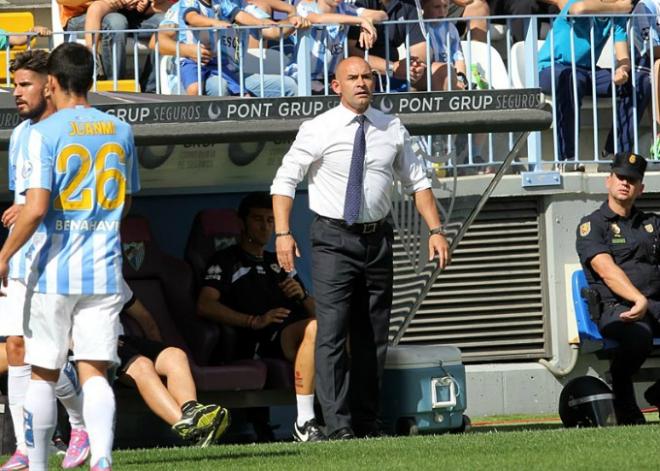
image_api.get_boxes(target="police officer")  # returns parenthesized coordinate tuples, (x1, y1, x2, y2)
(576, 152, 660, 425)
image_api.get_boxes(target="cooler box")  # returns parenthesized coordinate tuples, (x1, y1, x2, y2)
(381, 345, 469, 435)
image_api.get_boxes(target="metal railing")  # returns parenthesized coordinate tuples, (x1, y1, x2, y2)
(4, 11, 659, 179)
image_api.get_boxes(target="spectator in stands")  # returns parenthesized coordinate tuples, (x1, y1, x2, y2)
(633, 0, 660, 158)
(59, 0, 166, 91)
(83, 0, 157, 51)
(179, 0, 303, 96)
(487, 0, 559, 42)
(153, 0, 306, 95)
(0, 26, 51, 49)
(196, 193, 323, 443)
(118, 294, 230, 447)
(537, 0, 649, 170)
(409, 0, 467, 91)
(348, 0, 427, 92)
(576, 152, 660, 425)
(284, 0, 386, 93)
(447, 0, 490, 42)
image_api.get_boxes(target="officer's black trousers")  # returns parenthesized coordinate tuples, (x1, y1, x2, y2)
(600, 306, 655, 403)
(310, 216, 393, 436)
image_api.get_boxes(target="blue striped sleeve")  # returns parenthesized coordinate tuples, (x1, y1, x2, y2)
(218, 0, 241, 21)
(19, 127, 53, 194)
(634, 3, 660, 53)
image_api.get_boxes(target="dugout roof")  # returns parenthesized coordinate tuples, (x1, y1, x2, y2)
(0, 88, 551, 148)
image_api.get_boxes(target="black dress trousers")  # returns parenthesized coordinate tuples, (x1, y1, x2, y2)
(310, 215, 394, 435)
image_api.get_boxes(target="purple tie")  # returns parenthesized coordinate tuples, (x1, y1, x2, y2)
(343, 115, 367, 225)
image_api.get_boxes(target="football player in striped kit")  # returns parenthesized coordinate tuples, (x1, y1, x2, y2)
(0, 42, 140, 471)
(0, 49, 90, 471)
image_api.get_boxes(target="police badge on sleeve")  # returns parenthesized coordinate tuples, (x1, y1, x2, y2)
(580, 221, 591, 237)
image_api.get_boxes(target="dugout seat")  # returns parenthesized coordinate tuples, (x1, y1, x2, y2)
(184, 209, 294, 389)
(184, 208, 242, 291)
(120, 215, 267, 391)
(571, 269, 660, 353)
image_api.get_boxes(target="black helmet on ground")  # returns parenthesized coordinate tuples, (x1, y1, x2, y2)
(559, 376, 617, 428)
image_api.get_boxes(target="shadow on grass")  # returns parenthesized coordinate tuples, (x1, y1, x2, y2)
(471, 423, 565, 433)
(118, 448, 301, 466)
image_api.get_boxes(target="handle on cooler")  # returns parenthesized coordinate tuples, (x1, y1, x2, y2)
(431, 376, 457, 409)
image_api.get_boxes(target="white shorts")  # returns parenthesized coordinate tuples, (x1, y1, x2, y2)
(24, 291, 123, 370)
(0, 279, 28, 337)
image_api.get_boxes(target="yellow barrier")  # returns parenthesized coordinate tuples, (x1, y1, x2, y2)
(0, 12, 36, 80)
(95, 79, 140, 92)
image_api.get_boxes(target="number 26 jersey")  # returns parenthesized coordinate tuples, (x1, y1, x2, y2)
(17, 106, 140, 295)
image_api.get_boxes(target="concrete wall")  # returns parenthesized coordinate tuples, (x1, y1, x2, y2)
(464, 172, 660, 418)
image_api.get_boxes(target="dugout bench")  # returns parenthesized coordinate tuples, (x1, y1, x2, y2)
(113, 214, 295, 447)
(571, 269, 660, 380)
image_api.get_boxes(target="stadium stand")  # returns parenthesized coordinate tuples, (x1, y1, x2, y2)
(0, 12, 34, 81)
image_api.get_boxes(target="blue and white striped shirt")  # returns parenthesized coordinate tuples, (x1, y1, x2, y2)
(17, 106, 140, 295)
(179, 0, 247, 75)
(285, 1, 360, 81)
(633, 0, 660, 58)
(7, 119, 31, 280)
(427, 21, 463, 65)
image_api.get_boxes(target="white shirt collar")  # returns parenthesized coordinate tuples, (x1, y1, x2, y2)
(337, 102, 379, 126)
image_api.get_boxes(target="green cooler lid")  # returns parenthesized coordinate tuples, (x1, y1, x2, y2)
(385, 345, 463, 369)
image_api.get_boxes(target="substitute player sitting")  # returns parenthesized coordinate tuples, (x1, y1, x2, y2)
(118, 293, 230, 447)
(197, 192, 322, 442)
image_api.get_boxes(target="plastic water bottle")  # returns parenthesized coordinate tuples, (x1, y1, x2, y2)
(471, 64, 489, 90)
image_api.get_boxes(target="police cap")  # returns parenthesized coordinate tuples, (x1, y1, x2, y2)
(611, 152, 647, 181)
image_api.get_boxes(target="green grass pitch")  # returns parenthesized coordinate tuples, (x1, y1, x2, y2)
(28, 420, 660, 470)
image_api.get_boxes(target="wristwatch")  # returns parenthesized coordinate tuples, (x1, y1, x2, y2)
(429, 226, 447, 236)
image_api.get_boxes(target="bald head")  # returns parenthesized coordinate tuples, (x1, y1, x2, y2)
(335, 57, 372, 80)
(332, 57, 374, 114)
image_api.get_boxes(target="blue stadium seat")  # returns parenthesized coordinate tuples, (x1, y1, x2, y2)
(572, 269, 660, 350)
(571, 269, 604, 343)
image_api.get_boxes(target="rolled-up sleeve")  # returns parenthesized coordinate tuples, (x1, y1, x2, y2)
(270, 119, 322, 199)
(393, 124, 431, 195)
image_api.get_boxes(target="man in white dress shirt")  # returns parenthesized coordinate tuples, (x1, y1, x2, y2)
(270, 56, 449, 439)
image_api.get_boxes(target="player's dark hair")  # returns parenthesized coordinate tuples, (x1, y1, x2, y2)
(10, 49, 49, 75)
(238, 192, 272, 221)
(47, 42, 94, 96)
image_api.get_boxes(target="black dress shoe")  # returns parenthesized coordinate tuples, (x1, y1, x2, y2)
(328, 427, 355, 440)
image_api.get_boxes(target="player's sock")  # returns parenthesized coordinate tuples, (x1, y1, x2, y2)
(8, 364, 31, 454)
(55, 362, 85, 429)
(296, 394, 315, 427)
(82, 376, 115, 465)
(24, 379, 58, 470)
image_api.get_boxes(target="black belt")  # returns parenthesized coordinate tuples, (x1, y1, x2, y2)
(318, 216, 385, 234)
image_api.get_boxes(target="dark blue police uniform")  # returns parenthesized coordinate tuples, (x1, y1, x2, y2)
(575, 152, 660, 424)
